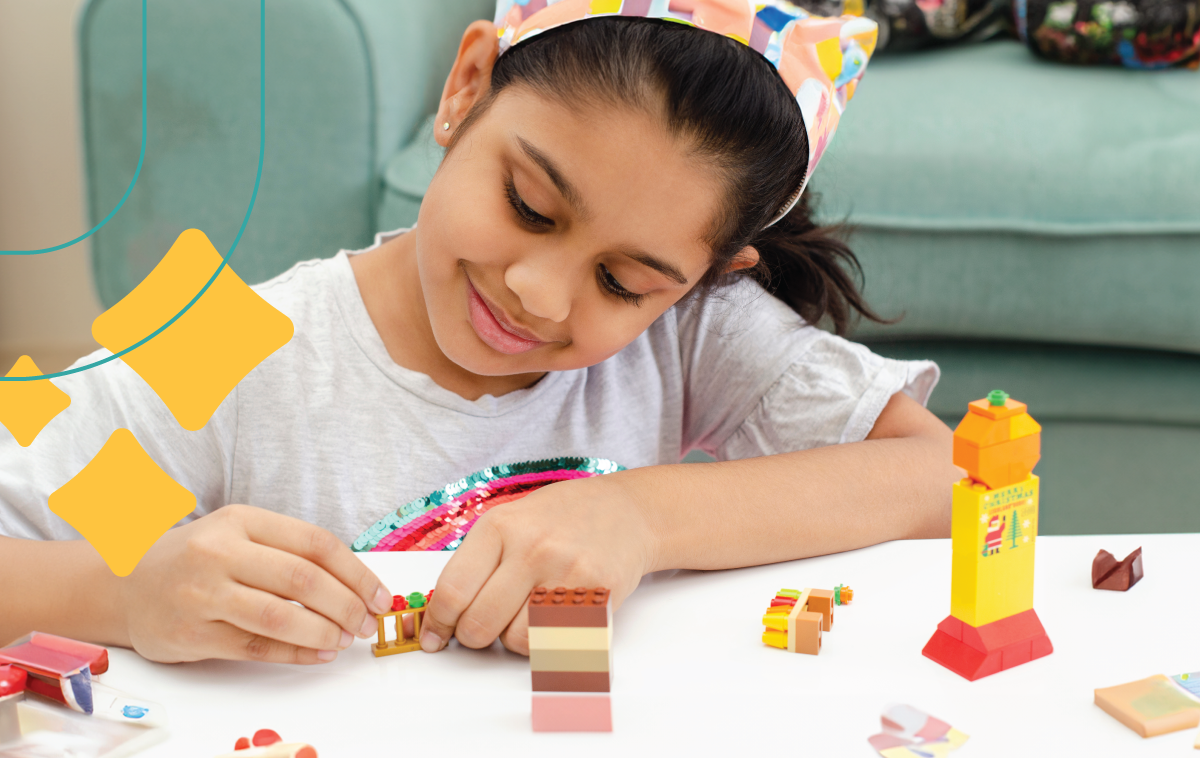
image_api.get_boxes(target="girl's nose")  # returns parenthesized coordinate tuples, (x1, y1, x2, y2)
(503, 258, 573, 323)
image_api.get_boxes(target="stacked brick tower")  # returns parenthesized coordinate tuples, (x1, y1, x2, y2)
(922, 390, 1053, 680)
(528, 586, 613, 732)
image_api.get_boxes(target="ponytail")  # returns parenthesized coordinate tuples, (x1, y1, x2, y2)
(745, 193, 892, 335)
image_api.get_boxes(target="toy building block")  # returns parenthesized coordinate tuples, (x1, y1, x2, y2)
(0, 664, 27, 702)
(1092, 547, 1144, 591)
(762, 587, 839, 654)
(834, 584, 854, 605)
(923, 391, 1053, 681)
(1094, 675, 1200, 737)
(528, 586, 613, 731)
(0, 633, 110, 713)
(371, 589, 433, 657)
(531, 693, 613, 732)
(220, 728, 318, 757)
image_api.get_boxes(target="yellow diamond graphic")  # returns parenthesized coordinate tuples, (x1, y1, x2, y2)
(0, 356, 72, 447)
(49, 428, 196, 577)
(92, 229, 294, 431)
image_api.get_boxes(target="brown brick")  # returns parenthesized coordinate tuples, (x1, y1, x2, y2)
(532, 670, 611, 692)
(527, 587, 611, 628)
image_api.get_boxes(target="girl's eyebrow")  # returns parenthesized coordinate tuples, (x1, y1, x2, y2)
(620, 249, 688, 285)
(515, 135, 689, 287)
(516, 136, 588, 219)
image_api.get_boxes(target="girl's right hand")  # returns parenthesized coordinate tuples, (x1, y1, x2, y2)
(117, 504, 392, 664)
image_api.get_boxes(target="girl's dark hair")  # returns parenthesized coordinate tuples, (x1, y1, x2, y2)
(454, 17, 888, 335)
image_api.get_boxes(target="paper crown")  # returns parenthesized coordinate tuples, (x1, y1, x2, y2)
(495, 0, 878, 225)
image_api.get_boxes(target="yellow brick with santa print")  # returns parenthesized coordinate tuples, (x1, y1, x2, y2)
(950, 474, 1039, 627)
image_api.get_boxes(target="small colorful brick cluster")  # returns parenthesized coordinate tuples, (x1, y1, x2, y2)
(372, 590, 434, 657)
(352, 458, 623, 552)
(528, 586, 613, 732)
(218, 728, 317, 758)
(761, 585, 851, 654)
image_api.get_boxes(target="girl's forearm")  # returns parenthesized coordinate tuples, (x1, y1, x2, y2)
(0, 536, 129, 647)
(615, 429, 958, 574)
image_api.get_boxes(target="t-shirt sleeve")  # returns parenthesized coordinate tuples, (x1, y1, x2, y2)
(0, 350, 236, 540)
(677, 279, 940, 460)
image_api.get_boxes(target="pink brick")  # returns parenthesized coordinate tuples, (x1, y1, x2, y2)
(532, 694, 612, 732)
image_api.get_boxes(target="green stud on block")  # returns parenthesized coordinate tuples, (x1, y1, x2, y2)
(406, 591, 426, 608)
(987, 389, 1010, 407)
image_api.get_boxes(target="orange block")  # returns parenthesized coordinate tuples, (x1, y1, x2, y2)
(806, 589, 835, 632)
(953, 391, 1041, 489)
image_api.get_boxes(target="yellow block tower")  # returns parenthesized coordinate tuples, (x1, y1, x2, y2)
(923, 390, 1053, 680)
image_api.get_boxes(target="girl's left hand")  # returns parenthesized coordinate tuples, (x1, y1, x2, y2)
(418, 473, 656, 655)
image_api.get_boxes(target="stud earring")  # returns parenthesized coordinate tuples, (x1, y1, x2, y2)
(443, 122, 450, 131)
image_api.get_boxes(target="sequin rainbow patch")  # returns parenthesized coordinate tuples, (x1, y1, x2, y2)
(351, 457, 625, 552)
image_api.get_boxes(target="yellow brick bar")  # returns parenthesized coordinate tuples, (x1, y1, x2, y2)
(949, 474, 1039, 627)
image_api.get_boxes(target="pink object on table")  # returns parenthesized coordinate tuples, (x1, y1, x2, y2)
(532, 693, 613, 732)
(0, 664, 28, 698)
(0, 632, 108, 677)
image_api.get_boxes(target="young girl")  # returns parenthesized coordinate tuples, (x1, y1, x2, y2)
(0, 1, 957, 663)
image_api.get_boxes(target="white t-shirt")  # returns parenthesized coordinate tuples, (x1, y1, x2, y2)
(0, 230, 938, 546)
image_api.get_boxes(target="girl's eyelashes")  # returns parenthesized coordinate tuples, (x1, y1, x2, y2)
(503, 176, 554, 229)
(502, 174, 643, 307)
(597, 264, 646, 307)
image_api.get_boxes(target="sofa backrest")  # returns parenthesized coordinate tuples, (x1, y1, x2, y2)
(81, 0, 492, 307)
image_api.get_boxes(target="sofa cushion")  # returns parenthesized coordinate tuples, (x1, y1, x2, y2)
(817, 40, 1200, 353)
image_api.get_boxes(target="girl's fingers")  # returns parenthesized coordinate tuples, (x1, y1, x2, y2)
(236, 506, 392, 615)
(228, 541, 379, 640)
(206, 621, 332, 665)
(222, 584, 352, 654)
(420, 519, 505, 652)
(452, 560, 536, 650)
(498, 606, 531, 657)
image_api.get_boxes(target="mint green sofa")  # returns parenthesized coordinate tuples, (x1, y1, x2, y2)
(80, 0, 1200, 534)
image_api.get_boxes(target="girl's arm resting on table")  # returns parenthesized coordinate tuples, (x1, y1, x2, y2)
(421, 391, 958, 655)
(631, 390, 958, 574)
(0, 506, 394, 661)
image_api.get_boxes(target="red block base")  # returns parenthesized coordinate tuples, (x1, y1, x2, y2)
(922, 609, 1053, 681)
(532, 694, 612, 732)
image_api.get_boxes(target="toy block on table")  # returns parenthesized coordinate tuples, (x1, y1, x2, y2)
(1092, 547, 1143, 591)
(0, 632, 109, 713)
(528, 586, 613, 731)
(220, 728, 318, 757)
(531, 693, 613, 732)
(1094, 675, 1200, 737)
(762, 587, 850, 654)
(0, 664, 27, 703)
(923, 391, 1052, 681)
(371, 590, 433, 657)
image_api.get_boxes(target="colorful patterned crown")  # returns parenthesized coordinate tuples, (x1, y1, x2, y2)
(495, 0, 879, 226)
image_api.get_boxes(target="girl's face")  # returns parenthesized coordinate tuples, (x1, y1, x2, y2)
(416, 85, 743, 378)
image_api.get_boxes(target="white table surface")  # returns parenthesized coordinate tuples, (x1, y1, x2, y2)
(96, 534, 1199, 757)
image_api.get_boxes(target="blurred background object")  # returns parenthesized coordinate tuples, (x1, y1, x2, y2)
(0, 0, 104, 375)
(1017, 0, 1200, 68)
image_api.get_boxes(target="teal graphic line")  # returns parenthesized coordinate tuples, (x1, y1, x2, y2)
(1, 0, 265, 383)
(1, 0, 146, 256)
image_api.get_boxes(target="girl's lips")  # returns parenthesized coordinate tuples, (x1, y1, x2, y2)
(466, 280, 547, 355)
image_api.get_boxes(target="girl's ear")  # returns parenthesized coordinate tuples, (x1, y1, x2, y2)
(435, 21, 500, 147)
(723, 246, 760, 274)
